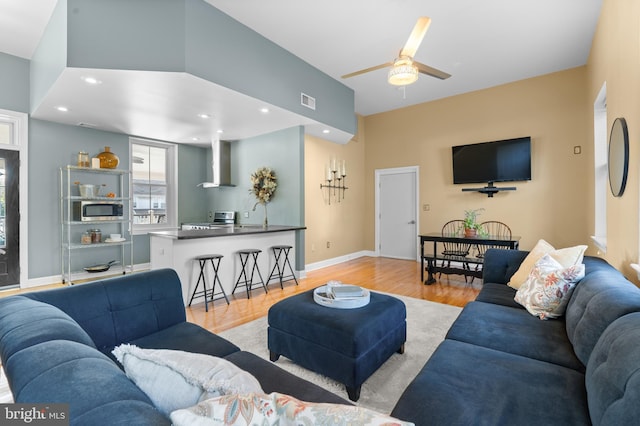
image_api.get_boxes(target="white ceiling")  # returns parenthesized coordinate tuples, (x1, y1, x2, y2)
(0, 0, 602, 145)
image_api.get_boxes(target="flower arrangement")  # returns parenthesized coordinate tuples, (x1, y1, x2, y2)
(250, 167, 277, 204)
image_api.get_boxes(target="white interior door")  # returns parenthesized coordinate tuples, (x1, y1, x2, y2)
(377, 168, 418, 260)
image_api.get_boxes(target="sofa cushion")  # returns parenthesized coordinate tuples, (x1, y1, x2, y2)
(475, 282, 521, 309)
(4, 340, 168, 424)
(171, 392, 414, 426)
(0, 296, 96, 363)
(224, 351, 352, 405)
(114, 321, 240, 361)
(25, 269, 186, 352)
(112, 344, 263, 416)
(391, 339, 590, 426)
(514, 254, 584, 320)
(565, 268, 640, 366)
(445, 301, 583, 371)
(481, 249, 529, 285)
(586, 312, 640, 426)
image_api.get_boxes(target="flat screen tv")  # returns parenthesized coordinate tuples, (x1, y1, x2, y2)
(452, 137, 531, 185)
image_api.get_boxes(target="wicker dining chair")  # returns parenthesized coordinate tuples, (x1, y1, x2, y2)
(439, 220, 472, 281)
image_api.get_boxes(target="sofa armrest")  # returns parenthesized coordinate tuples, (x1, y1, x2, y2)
(482, 249, 529, 285)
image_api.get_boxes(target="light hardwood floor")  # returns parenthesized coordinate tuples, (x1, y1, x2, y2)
(186, 256, 480, 333)
(0, 256, 480, 334)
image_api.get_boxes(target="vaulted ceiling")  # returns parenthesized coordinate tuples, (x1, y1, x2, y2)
(0, 0, 602, 144)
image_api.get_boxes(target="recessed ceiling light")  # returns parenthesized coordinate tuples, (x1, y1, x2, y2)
(198, 113, 211, 119)
(56, 106, 69, 112)
(216, 129, 224, 134)
(82, 76, 102, 85)
(322, 129, 331, 134)
(260, 107, 270, 114)
(192, 137, 200, 141)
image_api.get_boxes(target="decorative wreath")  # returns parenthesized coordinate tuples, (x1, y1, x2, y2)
(250, 167, 277, 204)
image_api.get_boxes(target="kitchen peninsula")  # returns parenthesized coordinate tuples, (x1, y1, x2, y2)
(150, 225, 305, 305)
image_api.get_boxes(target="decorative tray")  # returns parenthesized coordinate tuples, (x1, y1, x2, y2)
(313, 283, 370, 309)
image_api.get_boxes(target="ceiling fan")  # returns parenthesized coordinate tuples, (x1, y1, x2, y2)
(342, 17, 451, 86)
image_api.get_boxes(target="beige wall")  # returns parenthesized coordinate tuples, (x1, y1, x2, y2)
(305, 0, 640, 284)
(304, 115, 366, 264)
(364, 67, 590, 253)
(586, 0, 640, 280)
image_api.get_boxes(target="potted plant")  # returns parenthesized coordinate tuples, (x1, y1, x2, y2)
(462, 208, 484, 237)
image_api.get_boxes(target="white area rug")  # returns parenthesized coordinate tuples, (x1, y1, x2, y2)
(219, 293, 462, 414)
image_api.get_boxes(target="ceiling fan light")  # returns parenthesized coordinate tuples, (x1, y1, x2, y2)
(388, 59, 419, 86)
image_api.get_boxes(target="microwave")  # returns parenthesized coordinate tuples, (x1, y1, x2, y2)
(72, 201, 124, 221)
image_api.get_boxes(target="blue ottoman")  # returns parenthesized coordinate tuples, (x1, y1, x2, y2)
(268, 288, 406, 401)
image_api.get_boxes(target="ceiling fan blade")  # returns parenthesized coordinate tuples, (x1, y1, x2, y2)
(399, 17, 431, 58)
(342, 62, 393, 79)
(415, 61, 451, 80)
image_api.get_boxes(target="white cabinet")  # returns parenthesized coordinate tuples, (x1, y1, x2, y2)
(59, 166, 133, 283)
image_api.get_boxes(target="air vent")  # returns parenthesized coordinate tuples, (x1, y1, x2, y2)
(301, 93, 316, 110)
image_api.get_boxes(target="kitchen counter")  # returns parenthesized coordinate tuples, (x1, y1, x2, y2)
(149, 225, 305, 305)
(149, 225, 305, 240)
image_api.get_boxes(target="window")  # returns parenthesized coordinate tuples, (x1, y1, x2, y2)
(130, 138, 177, 233)
(0, 121, 12, 145)
(592, 82, 607, 252)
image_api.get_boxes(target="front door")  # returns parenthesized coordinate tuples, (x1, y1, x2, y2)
(0, 149, 19, 287)
(377, 168, 418, 260)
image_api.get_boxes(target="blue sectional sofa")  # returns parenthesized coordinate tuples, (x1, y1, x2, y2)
(391, 249, 640, 426)
(0, 269, 348, 425)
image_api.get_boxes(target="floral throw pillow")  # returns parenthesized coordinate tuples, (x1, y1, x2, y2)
(514, 253, 585, 320)
(170, 392, 414, 426)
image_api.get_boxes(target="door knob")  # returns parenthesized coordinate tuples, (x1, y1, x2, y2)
(408, 220, 416, 224)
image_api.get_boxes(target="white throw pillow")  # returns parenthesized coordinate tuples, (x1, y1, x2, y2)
(507, 239, 586, 289)
(112, 344, 263, 416)
(514, 254, 585, 320)
(170, 392, 415, 426)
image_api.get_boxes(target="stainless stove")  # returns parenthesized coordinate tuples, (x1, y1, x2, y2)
(181, 211, 236, 230)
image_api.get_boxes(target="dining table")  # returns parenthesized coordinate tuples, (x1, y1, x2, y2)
(419, 233, 521, 284)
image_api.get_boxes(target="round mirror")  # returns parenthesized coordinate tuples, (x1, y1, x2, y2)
(608, 117, 629, 197)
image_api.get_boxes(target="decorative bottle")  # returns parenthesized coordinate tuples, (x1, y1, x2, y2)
(97, 146, 119, 169)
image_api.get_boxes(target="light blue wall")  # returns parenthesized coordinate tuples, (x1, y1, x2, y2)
(184, 0, 355, 135)
(178, 143, 209, 224)
(206, 126, 306, 269)
(208, 127, 304, 226)
(30, 0, 67, 113)
(1, 0, 332, 280)
(0, 53, 30, 113)
(66, 0, 185, 72)
(54, 0, 355, 136)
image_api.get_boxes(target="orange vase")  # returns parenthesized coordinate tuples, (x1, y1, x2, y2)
(97, 146, 119, 169)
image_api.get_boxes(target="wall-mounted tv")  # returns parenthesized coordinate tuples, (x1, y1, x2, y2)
(452, 137, 531, 185)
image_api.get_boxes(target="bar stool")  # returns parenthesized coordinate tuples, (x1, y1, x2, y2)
(267, 245, 299, 289)
(232, 249, 268, 298)
(188, 254, 229, 312)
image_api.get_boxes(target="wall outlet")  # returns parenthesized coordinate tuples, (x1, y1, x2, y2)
(244, 211, 249, 218)
(423, 204, 430, 211)
(326, 241, 331, 248)
(311, 243, 316, 252)
(208, 211, 213, 220)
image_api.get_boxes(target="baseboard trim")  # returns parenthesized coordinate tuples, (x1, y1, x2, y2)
(24, 252, 391, 290)
(304, 250, 377, 273)
(23, 263, 151, 289)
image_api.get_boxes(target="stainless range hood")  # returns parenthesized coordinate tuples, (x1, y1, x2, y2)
(198, 139, 235, 188)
